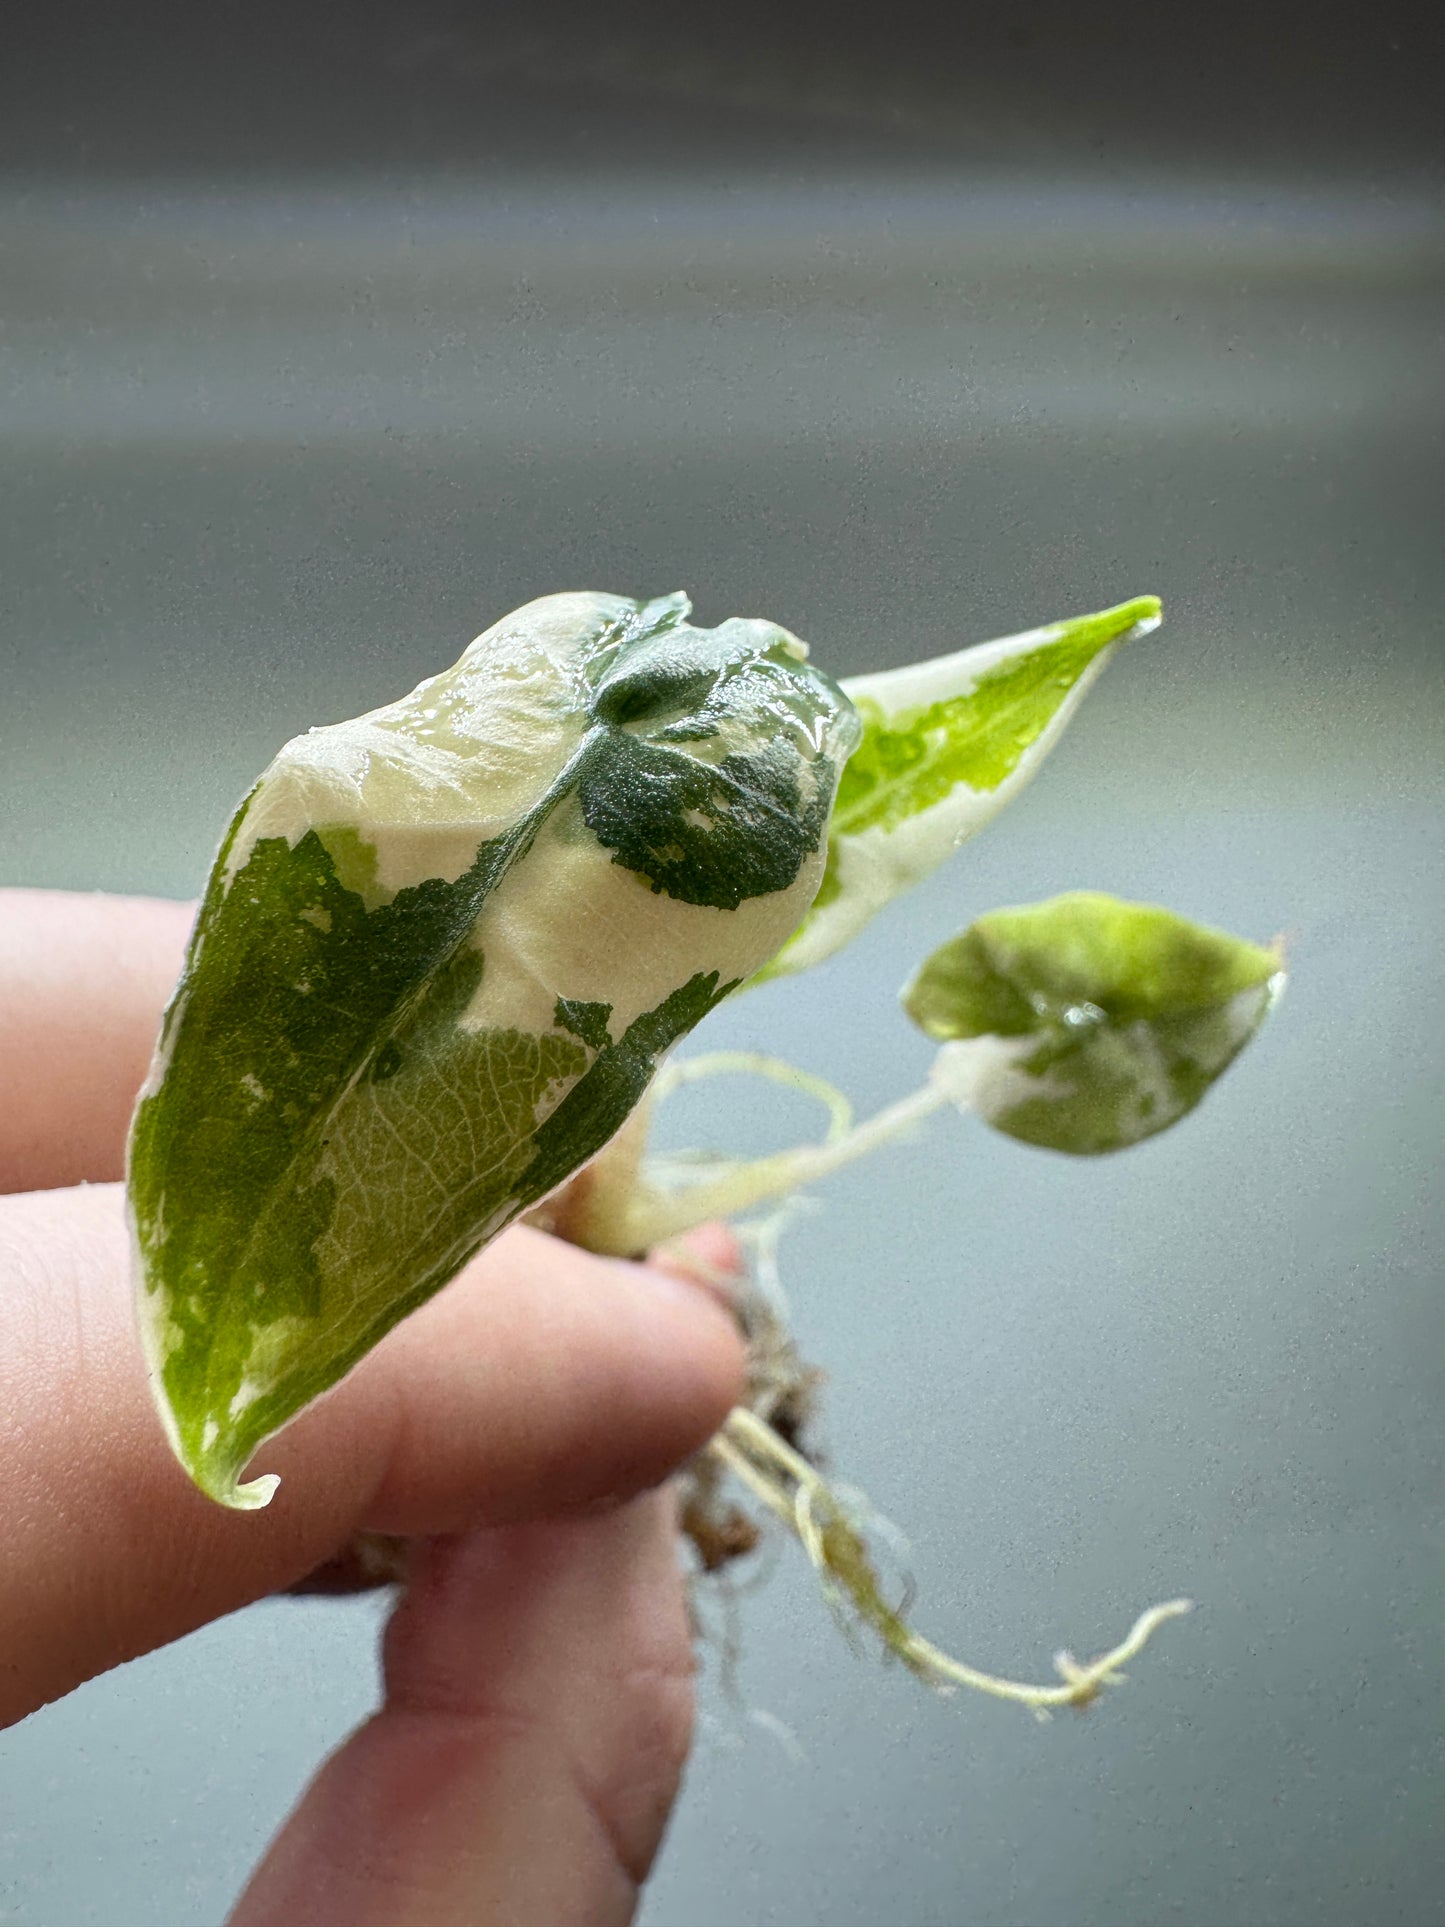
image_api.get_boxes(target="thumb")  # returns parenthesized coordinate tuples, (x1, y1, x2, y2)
(231, 1488, 697, 1927)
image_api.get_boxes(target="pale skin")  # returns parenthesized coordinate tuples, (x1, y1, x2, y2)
(0, 889, 747, 1926)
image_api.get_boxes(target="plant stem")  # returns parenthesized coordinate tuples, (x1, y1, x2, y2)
(546, 1044, 1193, 1717)
(619, 1075, 955, 1253)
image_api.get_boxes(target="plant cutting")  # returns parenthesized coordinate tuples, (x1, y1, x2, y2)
(127, 587, 1283, 1716)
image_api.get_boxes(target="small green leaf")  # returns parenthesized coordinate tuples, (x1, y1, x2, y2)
(903, 892, 1283, 1155)
(129, 591, 856, 1507)
(764, 597, 1160, 979)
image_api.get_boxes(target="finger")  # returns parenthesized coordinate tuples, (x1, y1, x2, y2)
(649, 1219, 743, 1302)
(0, 889, 193, 1193)
(0, 1184, 743, 1728)
(293, 1212, 748, 1599)
(232, 1491, 693, 1927)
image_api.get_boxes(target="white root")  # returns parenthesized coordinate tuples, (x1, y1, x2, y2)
(710, 1405, 1192, 1718)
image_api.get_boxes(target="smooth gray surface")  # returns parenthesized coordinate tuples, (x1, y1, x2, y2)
(2, 93, 1443, 1927)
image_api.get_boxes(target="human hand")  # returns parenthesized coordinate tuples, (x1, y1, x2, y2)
(0, 888, 746, 1926)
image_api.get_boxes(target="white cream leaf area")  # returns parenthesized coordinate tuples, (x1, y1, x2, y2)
(225, 591, 632, 894)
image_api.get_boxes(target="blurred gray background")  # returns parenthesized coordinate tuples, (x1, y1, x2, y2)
(1, 3, 1442, 1923)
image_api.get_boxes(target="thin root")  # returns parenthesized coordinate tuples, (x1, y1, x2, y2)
(709, 1405, 1191, 1717)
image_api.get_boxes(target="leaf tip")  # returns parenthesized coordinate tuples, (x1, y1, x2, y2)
(1080, 593, 1163, 648)
(174, 1432, 281, 1511)
(219, 1470, 282, 1511)
(1128, 592, 1163, 631)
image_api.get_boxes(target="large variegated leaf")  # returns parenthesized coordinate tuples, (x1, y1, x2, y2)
(904, 892, 1283, 1154)
(128, 590, 859, 1507)
(765, 597, 1160, 979)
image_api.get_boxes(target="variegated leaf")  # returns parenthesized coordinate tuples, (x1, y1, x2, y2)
(128, 590, 858, 1507)
(904, 892, 1284, 1154)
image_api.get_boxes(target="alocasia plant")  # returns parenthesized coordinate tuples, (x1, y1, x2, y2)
(128, 587, 1282, 1711)
(129, 591, 858, 1508)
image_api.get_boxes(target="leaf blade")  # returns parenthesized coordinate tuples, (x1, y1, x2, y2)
(129, 591, 857, 1506)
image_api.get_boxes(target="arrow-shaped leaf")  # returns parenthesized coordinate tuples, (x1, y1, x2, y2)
(128, 591, 858, 1507)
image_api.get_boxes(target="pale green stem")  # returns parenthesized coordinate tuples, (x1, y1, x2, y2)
(574, 1048, 1192, 1715)
(624, 1075, 955, 1252)
(653, 1050, 855, 1142)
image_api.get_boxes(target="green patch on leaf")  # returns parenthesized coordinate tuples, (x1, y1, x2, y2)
(903, 892, 1283, 1155)
(833, 598, 1159, 835)
(523, 971, 738, 1208)
(581, 630, 855, 910)
(553, 997, 615, 1051)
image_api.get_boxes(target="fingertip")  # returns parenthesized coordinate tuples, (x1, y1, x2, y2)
(571, 1251, 747, 1496)
(232, 1493, 693, 1927)
(349, 1229, 745, 1536)
(0, 1185, 745, 1723)
(647, 1221, 746, 1308)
